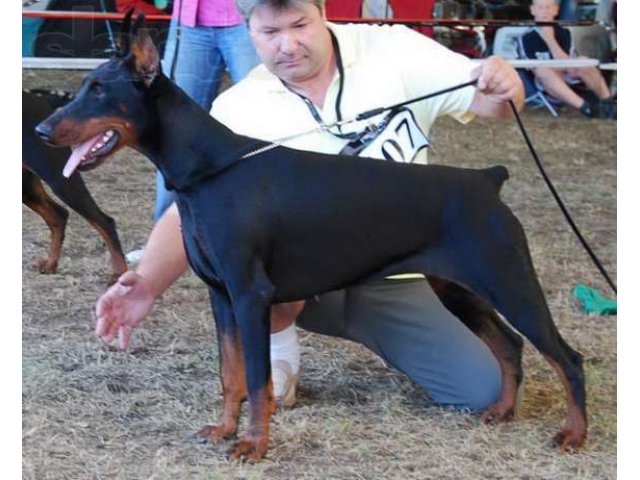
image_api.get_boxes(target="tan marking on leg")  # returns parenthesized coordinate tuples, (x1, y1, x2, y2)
(228, 382, 273, 463)
(24, 179, 67, 273)
(479, 330, 521, 423)
(196, 331, 246, 443)
(545, 356, 587, 452)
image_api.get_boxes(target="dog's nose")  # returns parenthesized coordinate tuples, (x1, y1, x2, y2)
(35, 122, 53, 143)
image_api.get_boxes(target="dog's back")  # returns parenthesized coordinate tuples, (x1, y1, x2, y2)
(177, 147, 512, 302)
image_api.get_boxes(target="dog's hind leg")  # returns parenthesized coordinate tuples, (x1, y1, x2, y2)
(428, 277, 524, 424)
(413, 202, 586, 450)
(449, 204, 586, 451)
(490, 277, 586, 452)
(22, 167, 69, 273)
(194, 286, 247, 445)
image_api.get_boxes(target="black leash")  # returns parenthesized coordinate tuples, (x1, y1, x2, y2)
(355, 79, 479, 121)
(245, 78, 617, 293)
(508, 100, 617, 294)
(242, 80, 480, 158)
(355, 80, 616, 295)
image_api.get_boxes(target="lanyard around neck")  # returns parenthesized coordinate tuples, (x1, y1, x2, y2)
(282, 32, 360, 141)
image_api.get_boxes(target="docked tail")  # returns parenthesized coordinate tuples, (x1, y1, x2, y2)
(482, 165, 509, 190)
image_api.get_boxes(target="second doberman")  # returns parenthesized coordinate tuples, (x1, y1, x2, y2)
(36, 14, 587, 462)
(23, 90, 126, 282)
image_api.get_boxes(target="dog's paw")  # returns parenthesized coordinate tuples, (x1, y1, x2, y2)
(191, 424, 236, 444)
(36, 258, 57, 274)
(481, 403, 515, 424)
(227, 435, 268, 463)
(552, 428, 587, 453)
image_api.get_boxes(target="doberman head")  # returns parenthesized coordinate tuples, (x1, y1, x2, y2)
(35, 11, 162, 179)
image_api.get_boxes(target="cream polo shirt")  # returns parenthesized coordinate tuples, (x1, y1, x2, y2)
(210, 22, 477, 165)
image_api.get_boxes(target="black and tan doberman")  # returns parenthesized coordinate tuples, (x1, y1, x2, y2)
(23, 90, 126, 282)
(36, 13, 587, 462)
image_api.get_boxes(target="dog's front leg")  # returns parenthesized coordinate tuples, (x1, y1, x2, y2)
(227, 272, 275, 462)
(194, 286, 247, 444)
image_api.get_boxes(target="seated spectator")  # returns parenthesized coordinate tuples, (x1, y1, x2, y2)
(520, 0, 615, 118)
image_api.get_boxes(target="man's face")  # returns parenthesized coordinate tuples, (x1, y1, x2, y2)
(248, 2, 333, 84)
(530, 0, 559, 22)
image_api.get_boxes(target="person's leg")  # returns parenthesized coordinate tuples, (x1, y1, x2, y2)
(532, 67, 586, 109)
(270, 302, 305, 407)
(298, 280, 502, 412)
(154, 23, 226, 221)
(558, 0, 579, 21)
(570, 66, 611, 100)
(268, 293, 349, 408)
(216, 23, 260, 84)
(164, 24, 226, 109)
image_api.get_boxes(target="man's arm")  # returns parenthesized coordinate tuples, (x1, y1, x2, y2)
(136, 203, 189, 296)
(95, 203, 188, 349)
(469, 55, 525, 119)
(538, 27, 571, 60)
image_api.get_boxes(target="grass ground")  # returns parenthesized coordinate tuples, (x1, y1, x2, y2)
(23, 69, 616, 479)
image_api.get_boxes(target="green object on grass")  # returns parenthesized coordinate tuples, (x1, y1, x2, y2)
(572, 284, 617, 315)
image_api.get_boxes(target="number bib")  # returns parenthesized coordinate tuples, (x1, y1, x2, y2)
(339, 108, 429, 163)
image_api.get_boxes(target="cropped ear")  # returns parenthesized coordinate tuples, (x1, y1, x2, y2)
(116, 8, 135, 57)
(129, 13, 161, 87)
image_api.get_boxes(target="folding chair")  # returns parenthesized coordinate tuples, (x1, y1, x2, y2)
(492, 26, 561, 116)
(517, 69, 560, 117)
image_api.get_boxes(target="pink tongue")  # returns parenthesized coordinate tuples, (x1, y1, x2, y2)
(63, 133, 103, 178)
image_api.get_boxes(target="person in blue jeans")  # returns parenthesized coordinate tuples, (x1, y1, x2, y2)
(154, 0, 260, 221)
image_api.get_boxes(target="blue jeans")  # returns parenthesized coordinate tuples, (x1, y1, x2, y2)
(154, 21, 259, 221)
(559, 0, 579, 21)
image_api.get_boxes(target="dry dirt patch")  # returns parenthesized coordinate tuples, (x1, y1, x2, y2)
(23, 69, 616, 479)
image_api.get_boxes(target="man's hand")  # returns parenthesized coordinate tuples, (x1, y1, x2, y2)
(470, 55, 524, 118)
(473, 55, 523, 103)
(95, 271, 156, 350)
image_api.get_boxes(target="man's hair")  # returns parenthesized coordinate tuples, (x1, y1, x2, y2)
(235, 0, 326, 21)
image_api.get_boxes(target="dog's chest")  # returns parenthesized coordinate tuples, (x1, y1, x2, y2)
(175, 197, 226, 290)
